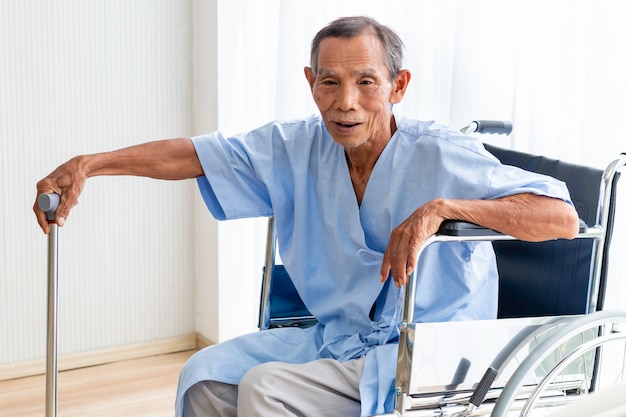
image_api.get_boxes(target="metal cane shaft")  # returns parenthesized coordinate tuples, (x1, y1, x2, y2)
(46, 224, 59, 417)
(38, 193, 60, 417)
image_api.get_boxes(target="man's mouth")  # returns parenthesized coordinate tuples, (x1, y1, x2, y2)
(335, 121, 360, 128)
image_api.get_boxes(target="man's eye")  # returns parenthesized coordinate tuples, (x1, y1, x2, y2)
(360, 80, 373, 85)
(322, 80, 337, 86)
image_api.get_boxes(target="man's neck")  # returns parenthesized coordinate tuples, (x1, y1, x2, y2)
(345, 117, 397, 205)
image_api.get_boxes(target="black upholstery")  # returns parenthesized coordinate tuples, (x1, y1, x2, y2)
(483, 144, 605, 318)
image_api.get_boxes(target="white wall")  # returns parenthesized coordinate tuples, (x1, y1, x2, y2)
(0, 0, 276, 371)
(0, 0, 197, 366)
(191, 0, 271, 343)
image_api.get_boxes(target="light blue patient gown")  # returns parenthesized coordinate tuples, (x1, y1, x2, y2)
(176, 116, 573, 416)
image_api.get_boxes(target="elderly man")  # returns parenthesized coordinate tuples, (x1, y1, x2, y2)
(35, 16, 579, 417)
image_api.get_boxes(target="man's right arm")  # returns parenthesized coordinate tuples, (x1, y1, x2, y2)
(34, 138, 202, 233)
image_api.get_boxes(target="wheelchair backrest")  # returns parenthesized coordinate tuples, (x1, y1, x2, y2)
(483, 144, 607, 318)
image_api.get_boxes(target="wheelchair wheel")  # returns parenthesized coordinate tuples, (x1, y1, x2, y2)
(489, 311, 626, 417)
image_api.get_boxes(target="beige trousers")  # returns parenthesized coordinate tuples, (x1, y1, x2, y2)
(183, 356, 365, 417)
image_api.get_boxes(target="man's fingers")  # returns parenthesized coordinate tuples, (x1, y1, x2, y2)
(383, 202, 444, 289)
(380, 249, 392, 283)
(392, 258, 405, 288)
(33, 202, 50, 234)
(405, 241, 418, 277)
(35, 157, 88, 233)
(379, 260, 408, 287)
(54, 192, 79, 227)
(388, 242, 409, 288)
(382, 231, 423, 288)
(55, 199, 70, 226)
(34, 185, 78, 232)
(33, 188, 61, 233)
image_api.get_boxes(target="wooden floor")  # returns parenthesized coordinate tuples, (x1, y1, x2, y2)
(0, 350, 195, 417)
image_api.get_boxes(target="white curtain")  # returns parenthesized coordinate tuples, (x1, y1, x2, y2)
(217, 0, 625, 311)
(219, 0, 625, 165)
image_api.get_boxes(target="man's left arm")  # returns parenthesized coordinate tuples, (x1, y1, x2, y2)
(381, 194, 580, 287)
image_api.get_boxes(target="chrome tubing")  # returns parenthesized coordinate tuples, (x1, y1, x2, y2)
(38, 193, 60, 417)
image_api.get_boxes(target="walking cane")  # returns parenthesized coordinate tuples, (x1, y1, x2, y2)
(38, 193, 60, 417)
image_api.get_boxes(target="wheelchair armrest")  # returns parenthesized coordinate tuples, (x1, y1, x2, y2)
(438, 220, 503, 237)
(438, 218, 588, 237)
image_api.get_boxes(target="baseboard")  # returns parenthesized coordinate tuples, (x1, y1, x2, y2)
(0, 333, 197, 381)
(195, 333, 215, 350)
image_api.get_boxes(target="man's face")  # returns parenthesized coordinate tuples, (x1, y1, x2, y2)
(305, 32, 407, 150)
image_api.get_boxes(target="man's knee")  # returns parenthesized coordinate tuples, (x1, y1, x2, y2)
(239, 361, 281, 398)
(183, 380, 238, 417)
(238, 360, 363, 417)
(238, 362, 299, 416)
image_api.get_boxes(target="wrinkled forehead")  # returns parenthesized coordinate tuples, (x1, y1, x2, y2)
(315, 34, 389, 77)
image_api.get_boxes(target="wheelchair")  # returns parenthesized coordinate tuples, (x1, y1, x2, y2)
(257, 121, 626, 416)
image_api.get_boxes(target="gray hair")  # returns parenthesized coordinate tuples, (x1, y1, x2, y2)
(309, 16, 405, 81)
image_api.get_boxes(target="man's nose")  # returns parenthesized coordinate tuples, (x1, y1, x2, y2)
(335, 85, 358, 111)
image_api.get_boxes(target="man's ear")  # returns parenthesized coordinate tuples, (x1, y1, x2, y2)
(304, 67, 315, 89)
(390, 69, 411, 105)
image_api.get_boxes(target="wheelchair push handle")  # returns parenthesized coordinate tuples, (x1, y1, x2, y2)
(38, 193, 61, 222)
(462, 120, 513, 135)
